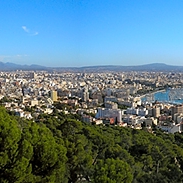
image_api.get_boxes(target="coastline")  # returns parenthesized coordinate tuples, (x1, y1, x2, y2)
(141, 87, 183, 104)
(139, 89, 166, 99)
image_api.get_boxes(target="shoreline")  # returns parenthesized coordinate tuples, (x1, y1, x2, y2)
(140, 88, 183, 104)
(139, 89, 166, 99)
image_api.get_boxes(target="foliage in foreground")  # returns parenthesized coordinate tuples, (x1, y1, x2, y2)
(1, 107, 183, 182)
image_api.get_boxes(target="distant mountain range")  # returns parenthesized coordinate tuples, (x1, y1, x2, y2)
(0, 62, 48, 71)
(0, 62, 183, 72)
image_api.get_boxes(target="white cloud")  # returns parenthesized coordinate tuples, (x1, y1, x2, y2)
(22, 26, 38, 36)
(32, 31, 39, 36)
(22, 26, 29, 33)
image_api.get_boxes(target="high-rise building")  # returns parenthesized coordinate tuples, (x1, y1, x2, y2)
(152, 106, 160, 118)
(30, 72, 37, 79)
(82, 87, 89, 102)
(51, 90, 57, 102)
(172, 105, 183, 120)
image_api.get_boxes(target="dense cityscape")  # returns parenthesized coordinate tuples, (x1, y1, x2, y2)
(1, 70, 183, 133)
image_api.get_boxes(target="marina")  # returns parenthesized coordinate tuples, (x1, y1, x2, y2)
(141, 88, 183, 104)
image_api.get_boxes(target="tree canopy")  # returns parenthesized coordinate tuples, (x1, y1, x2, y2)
(1, 106, 183, 182)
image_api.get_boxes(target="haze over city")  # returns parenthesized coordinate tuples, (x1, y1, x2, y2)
(1, 0, 183, 67)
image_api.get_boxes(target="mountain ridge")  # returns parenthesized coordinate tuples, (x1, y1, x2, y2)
(0, 62, 182, 72)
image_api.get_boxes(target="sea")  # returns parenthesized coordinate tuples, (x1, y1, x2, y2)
(141, 88, 183, 104)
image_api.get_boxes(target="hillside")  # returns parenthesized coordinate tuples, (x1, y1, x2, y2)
(1, 107, 183, 182)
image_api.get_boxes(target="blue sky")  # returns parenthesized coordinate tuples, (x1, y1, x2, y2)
(1, 0, 183, 67)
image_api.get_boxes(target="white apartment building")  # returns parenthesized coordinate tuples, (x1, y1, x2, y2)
(95, 107, 122, 123)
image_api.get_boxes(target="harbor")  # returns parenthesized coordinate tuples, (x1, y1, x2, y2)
(141, 88, 183, 104)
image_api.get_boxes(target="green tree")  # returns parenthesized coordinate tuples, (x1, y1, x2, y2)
(22, 122, 67, 183)
(93, 158, 133, 183)
(0, 107, 32, 183)
(60, 119, 93, 183)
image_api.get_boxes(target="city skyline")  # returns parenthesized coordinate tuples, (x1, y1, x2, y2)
(1, 0, 183, 67)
